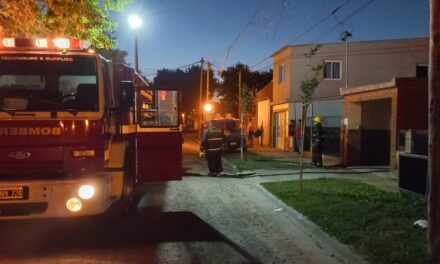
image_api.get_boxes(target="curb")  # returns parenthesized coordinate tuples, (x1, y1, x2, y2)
(254, 183, 368, 264)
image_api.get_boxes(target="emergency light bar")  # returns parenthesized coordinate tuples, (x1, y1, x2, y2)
(0, 37, 91, 50)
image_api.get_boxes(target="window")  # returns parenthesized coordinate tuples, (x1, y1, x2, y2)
(0, 55, 98, 112)
(416, 64, 428, 78)
(139, 89, 179, 127)
(324, 61, 341, 80)
(278, 64, 285, 83)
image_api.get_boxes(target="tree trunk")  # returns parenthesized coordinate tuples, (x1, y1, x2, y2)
(299, 104, 307, 193)
(429, 0, 440, 261)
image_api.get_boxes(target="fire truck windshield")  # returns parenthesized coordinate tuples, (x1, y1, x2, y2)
(0, 54, 98, 114)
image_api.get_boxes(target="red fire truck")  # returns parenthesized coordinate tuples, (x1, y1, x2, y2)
(0, 38, 182, 219)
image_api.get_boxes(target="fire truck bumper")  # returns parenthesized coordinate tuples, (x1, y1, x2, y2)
(0, 172, 124, 220)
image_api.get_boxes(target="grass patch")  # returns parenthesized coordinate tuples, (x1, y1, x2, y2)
(223, 151, 301, 171)
(261, 178, 428, 264)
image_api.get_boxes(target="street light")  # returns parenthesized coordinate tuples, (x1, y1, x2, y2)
(203, 103, 213, 123)
(128, 15, 142, 72)
(203, 103, 213, 112)
(341, 31, 352, 89)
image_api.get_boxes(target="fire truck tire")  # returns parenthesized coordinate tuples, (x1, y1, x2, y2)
(121, 158, 139, 216)
(107, 155, 138, 219)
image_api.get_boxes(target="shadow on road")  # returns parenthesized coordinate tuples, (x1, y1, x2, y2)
(0, 210, 260, 263)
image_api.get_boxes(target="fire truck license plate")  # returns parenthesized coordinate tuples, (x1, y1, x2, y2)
(0, 187, 24, 200)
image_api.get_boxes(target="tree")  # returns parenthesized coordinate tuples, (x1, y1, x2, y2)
(154, 65, 217, 117)
(98, 49, 129, 64)
(298, 45, 323, 192)
(0, 0, 131, 49)
(241, 84, 256, 114)
(217, 63, 271, 117)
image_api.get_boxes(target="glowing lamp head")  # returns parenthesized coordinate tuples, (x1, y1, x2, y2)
(78, 185, 95, 200)
(53, 38, 70, 49)
(128, 15, 142, 29)
(2, 38, 15, 48)
(66, 198, 82, 212)
(35, 38, 48, 48)
(204, 103, 213, 112)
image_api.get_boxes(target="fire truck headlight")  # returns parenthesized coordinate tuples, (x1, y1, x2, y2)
(78, 185, 95, 200)
(66, 198, 82, 212)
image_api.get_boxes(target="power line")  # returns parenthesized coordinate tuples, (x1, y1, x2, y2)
(289, 0, 351, 43)
(219, 0, 266, 74)
(250, 0, 352, 70)
(139, 59, 202, 73)
(310, 0, 377, 43)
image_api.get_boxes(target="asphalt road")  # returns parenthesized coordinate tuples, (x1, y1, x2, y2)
(0, 133, 354, 264)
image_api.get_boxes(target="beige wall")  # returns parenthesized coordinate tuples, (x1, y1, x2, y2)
(272, 38, 428, 103)
(257, 99, 271, 146)
(272, 47, 293, 105)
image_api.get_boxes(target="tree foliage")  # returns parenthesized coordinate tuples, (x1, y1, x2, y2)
(154, 65, 217, 116)
(241, 84, 256, 114)
(217, 63, 271, 116)
(98, 48, 128, 64)
(0, 0, 131, 49)
(152, 62, 271, 118)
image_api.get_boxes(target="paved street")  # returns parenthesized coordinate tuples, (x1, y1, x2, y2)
(0, 134, 364, 264)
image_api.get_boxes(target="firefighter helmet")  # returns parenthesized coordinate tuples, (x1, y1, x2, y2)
(313, 116, 321, 123)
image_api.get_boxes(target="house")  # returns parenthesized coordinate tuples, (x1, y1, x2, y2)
(270, 38, 429, 157)
(256, 80, 272, 146)
(341, 77, 428, 170)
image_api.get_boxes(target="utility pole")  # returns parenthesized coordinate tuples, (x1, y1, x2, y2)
(239, 70, 244, 161)
(341, 31, 352, 89)
(428, 1, 440, 262)
(206, 61, 210, 101)
(134, 33, 139, 72)
(199, 58, 204, 130)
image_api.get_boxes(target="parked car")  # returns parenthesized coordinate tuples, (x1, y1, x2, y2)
(211, 118, 246, 152)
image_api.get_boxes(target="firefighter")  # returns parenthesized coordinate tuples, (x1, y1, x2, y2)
(200, 120, 225, 176)
(312, 116, 325, 167)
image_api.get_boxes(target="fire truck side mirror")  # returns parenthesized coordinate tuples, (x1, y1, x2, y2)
(119, 81, 135, 110)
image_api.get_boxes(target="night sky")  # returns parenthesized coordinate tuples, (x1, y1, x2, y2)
(113, 0, 429, 78)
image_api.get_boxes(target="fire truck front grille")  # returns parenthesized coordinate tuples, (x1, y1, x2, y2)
(0, 203, 48, 217)
(0, 172, 66, 181)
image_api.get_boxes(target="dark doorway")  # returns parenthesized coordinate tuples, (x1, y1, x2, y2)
(360, 99, 392, 166)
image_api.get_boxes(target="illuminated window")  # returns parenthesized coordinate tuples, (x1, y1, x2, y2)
(139, 90, 178, 127)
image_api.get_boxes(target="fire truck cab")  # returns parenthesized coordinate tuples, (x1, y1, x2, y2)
(0, 38, 182, 219)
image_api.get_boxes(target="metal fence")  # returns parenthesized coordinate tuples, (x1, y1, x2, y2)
(303, 116, 341, 154)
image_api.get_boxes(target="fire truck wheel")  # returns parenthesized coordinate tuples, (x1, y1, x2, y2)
(121, 164, 138, 216)
(108, 163, 138, 220)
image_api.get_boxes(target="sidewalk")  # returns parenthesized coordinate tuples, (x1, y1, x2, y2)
(236, 144, 399, 192)
(248, 144, 342, 166)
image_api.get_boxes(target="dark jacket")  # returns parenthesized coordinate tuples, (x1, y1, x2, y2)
(201, 126, 224, 152)
(312, 123, 325, 143)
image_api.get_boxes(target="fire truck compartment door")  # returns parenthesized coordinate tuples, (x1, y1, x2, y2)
(135, 89, 182, 182)
(136, 129, 182, 182)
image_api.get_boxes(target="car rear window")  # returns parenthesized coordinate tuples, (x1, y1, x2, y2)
(214, 120, 238, 131)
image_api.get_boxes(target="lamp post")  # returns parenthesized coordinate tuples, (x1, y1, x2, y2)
(128, 15, 142, 72)
(341, 31, 352, 89)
